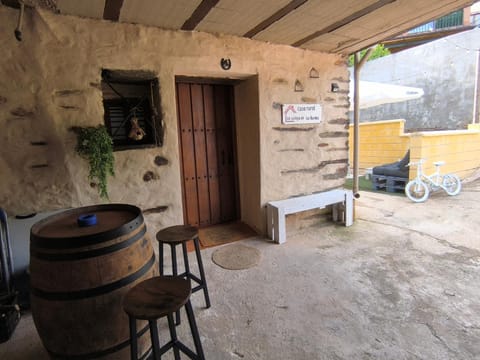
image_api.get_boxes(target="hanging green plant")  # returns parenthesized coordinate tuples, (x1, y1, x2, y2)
(74, 125, 115, 199)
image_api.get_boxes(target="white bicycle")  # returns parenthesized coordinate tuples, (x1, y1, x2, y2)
(405, 159, 461, 203)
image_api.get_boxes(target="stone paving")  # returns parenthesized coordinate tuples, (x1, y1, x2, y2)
(2, 180, 480, 359)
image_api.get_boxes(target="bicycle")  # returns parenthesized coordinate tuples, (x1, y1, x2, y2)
(405, 159, 461, 203)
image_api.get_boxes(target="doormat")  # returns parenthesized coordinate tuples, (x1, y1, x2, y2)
(198, 222, 257, 248)
(211, 244, 261, 270)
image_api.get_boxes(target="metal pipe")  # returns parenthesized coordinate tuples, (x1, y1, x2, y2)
(473, 49, 480, 124)
(353, 56, 360, 196)
(352, 48, 373, 197)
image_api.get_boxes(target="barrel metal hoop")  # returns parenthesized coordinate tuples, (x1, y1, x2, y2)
(30, 226, 147, 261)
(30, 254, 155, 301)
(46, 324, 151, 359)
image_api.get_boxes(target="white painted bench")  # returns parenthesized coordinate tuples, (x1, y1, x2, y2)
(266, 189, 354, 244)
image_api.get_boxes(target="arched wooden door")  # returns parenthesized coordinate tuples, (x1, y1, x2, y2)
(176, 81, 239, 227)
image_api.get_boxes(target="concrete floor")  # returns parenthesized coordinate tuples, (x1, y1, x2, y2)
(2, 180, 480, 359)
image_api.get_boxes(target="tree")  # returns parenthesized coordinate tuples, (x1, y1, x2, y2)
(348, 44, 390, 67)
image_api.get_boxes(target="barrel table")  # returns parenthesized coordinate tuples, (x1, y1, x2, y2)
(30, 204, 156, 359)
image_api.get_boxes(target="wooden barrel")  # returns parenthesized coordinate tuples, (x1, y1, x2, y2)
(30, 204, 156, 359)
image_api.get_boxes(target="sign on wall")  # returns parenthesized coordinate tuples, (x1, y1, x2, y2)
(282, 104, 322, 124)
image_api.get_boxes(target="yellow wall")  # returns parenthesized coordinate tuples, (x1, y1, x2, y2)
(349, 120, 480, 179)
(348, 120, 410, 169)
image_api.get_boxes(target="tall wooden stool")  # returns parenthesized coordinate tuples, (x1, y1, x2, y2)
(156, 225, 211, 324)
(123, 276, 205, 360)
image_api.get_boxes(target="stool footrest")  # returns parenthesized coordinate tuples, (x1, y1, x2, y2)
(192, 284, 203, 293)
(188, 273, 203, 286)
(176, 341, 200, 359)
(158, 337, 200, 359)
(178, 273, 204, 291)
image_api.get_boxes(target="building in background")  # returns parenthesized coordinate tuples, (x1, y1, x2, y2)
(350, 2, 480, 131)
(383, 3, 480, 53)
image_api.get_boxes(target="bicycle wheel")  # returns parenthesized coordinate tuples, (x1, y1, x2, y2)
(405, 180, 429, 202)
(443, 174, 461, 196)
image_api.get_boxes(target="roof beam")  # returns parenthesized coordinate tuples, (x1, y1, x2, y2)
(1, 0, 59, 12)
(1, 0, 20, 8)
(292, 0, 397, 47)
(182, 0, 220, 31)
(103, 0, 124, 22)
(244, 0, 308, 38)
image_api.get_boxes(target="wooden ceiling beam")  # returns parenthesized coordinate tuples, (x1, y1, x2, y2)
(103, 0, 124, 22)
(291, 0, 397, 47)
(1, 0, 59, 12)
(244, 0, 308, 38)
(1, 0, 21, 8)
(182, 0, 220, 31)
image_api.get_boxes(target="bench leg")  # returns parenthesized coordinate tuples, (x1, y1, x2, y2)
(272, 207, 286, 244)
(268, 205, 286, 244)
(332, 203, 339, 222)
(266, 204, 273, 240)
(344, 192, 353, 226)
(272, 206, 279, 243)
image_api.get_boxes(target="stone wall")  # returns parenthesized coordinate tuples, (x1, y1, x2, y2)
(0, 6, 349, 237)
(354, 28, 480, 130)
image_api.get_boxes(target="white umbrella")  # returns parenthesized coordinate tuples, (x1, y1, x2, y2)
(349, 80, 424, 110)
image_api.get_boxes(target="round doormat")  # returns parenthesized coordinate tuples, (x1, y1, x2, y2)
(211, 244, 261, 270)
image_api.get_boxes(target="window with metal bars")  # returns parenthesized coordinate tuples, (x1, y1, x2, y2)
(101, 70, 163, 150)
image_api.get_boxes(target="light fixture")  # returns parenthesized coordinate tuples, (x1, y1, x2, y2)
(331, 83, 340, 92)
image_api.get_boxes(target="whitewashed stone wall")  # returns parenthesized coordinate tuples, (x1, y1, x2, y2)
(0, 6, 349, 236)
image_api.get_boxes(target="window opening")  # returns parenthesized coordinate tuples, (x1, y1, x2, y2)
(101, 70, 163, 150)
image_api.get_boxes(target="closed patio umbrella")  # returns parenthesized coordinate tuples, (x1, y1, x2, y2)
(349, 80, 424, 110)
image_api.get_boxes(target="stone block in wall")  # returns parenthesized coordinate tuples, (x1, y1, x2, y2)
(10, 107, 35, 117)
(319, 131, 348, 138)
(143, 171, 160, 182)
(154, 156, 168, 166)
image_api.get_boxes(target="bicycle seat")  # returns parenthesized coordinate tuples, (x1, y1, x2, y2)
(433, 161, 445, 166)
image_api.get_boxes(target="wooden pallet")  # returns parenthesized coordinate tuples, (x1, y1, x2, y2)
(372, 175, 408, 193)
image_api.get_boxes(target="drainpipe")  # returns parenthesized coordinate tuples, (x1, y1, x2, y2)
(352, 49, 373, 198)
(473, 49, 480, 124)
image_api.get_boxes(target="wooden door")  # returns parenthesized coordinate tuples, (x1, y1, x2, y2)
(176, 82, 238, 227)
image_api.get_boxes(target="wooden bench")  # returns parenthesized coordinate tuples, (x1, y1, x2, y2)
(266, 189, 354, 244)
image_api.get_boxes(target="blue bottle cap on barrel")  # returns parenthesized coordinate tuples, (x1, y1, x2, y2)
(77, 214, 97, 227)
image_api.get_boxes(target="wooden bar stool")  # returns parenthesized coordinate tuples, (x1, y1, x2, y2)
(123, 276, 205, 360)
(156, 225, 211, 324)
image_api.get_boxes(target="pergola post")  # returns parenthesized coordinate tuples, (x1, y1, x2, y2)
(352, 48, 373, 198)
(473, 49, 480, 124)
